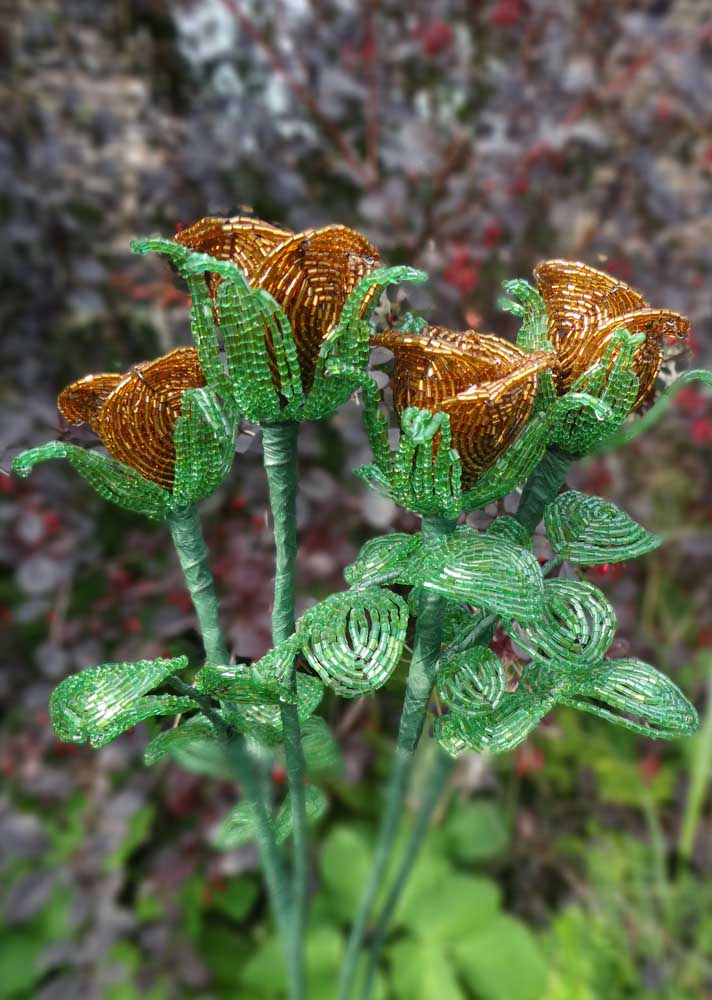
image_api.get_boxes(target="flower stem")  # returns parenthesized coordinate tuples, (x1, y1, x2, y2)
(514, 446, 571, 532)
(338, 514, 456, 1000)
(168, 677, 293, 939)
(167, 506, 230, 665)
(262, 421, 308, 1000)
(361, 747, 455, 998)
(167, 508, 296, 992)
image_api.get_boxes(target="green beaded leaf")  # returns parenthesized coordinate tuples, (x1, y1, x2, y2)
(213, 785, 328, 850)
(547, 330, 642, 454)
(408, 525, 544, 623)
(227, 674, 324, 746)
(172, 386, 238, 508)
(132, 237, 305, 423)
(398, 311, 429, 334)
(296, 715, 344, 777)
(461, 413, 549, 512)
(485, 515, 534, 550)
(49, 656, 192, 748)
(506, 579, 617, 670)
(297, 586, 409, 697)
(435, 689, 557, 756)
(343, 532, 423, 588)
(12, 442, 172, 521)
(558, 659, 698, 739)
(131, 238, 231, 397)
(194, 640, 299, 703)
(356, 408, 463, 518)
(545, 490, 661, 565)
(306, 265, 427, 421)
(500, 278, 557, 414)
(143, 715, 216, 766)
(437, 646, 506, 716)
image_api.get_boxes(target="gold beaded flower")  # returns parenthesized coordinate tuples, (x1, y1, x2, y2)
(372, 326, 553, 487)
(57, 347, 205, 490)
(176, 216, 380, 393)
(534, 260, 690, 407)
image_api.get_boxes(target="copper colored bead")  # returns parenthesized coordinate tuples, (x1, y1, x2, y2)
(534, 260, 690, 407)
(176, 216, 380, 394)
(373, 326, 553, 488)
(175, 215, 294, 302)
(57, 347, 205, 490)
(254, 225, 380, 393)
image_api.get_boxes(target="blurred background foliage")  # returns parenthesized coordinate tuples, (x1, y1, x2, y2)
(2, 1, 712, 997)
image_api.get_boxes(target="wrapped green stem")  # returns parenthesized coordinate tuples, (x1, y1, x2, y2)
(168, 678, 293, 947)
(362, 748, 456, 998)
(262, 421, 308, 1000)
(167, 506, 229, 665)
(338, 515, 456, 1000)
(515, 447, 571, 532)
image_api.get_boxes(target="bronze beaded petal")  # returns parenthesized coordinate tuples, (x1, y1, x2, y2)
(57, 347, 205, 490)
(534, 260, 690, 407)
(373, 326, 553, 488)
(176, 216, 380, 396)
(175, 215, 294, 302)
(254, 225, 380, 393)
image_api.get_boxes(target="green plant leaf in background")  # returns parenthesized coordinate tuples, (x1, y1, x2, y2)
(545, 490, 661, 565)
(49, 656, 193, 748)
(453, 914, 550, 1000)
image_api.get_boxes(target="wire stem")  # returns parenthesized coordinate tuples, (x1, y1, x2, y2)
(338, 514, 456, 1000)
(262, 421, 308, 1000)
(167, 506, 230, 665)
(362, 747, 456, 997)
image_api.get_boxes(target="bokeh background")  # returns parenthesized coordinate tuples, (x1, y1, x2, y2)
(3, 1, 712, 998)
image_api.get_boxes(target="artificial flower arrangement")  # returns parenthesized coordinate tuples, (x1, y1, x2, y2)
(14, 215, 712, 1000)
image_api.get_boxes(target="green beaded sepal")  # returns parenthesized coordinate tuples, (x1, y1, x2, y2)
(132, 237, 425, 424)
(12, 385, 237, 520)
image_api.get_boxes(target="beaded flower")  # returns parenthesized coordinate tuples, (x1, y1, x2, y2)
(372, 326, 553, 488)
(57, 347, 205, 489)
(13, 347, 237, 519)
(534, 259, 690, 408)
(176, 216, 381, 395)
